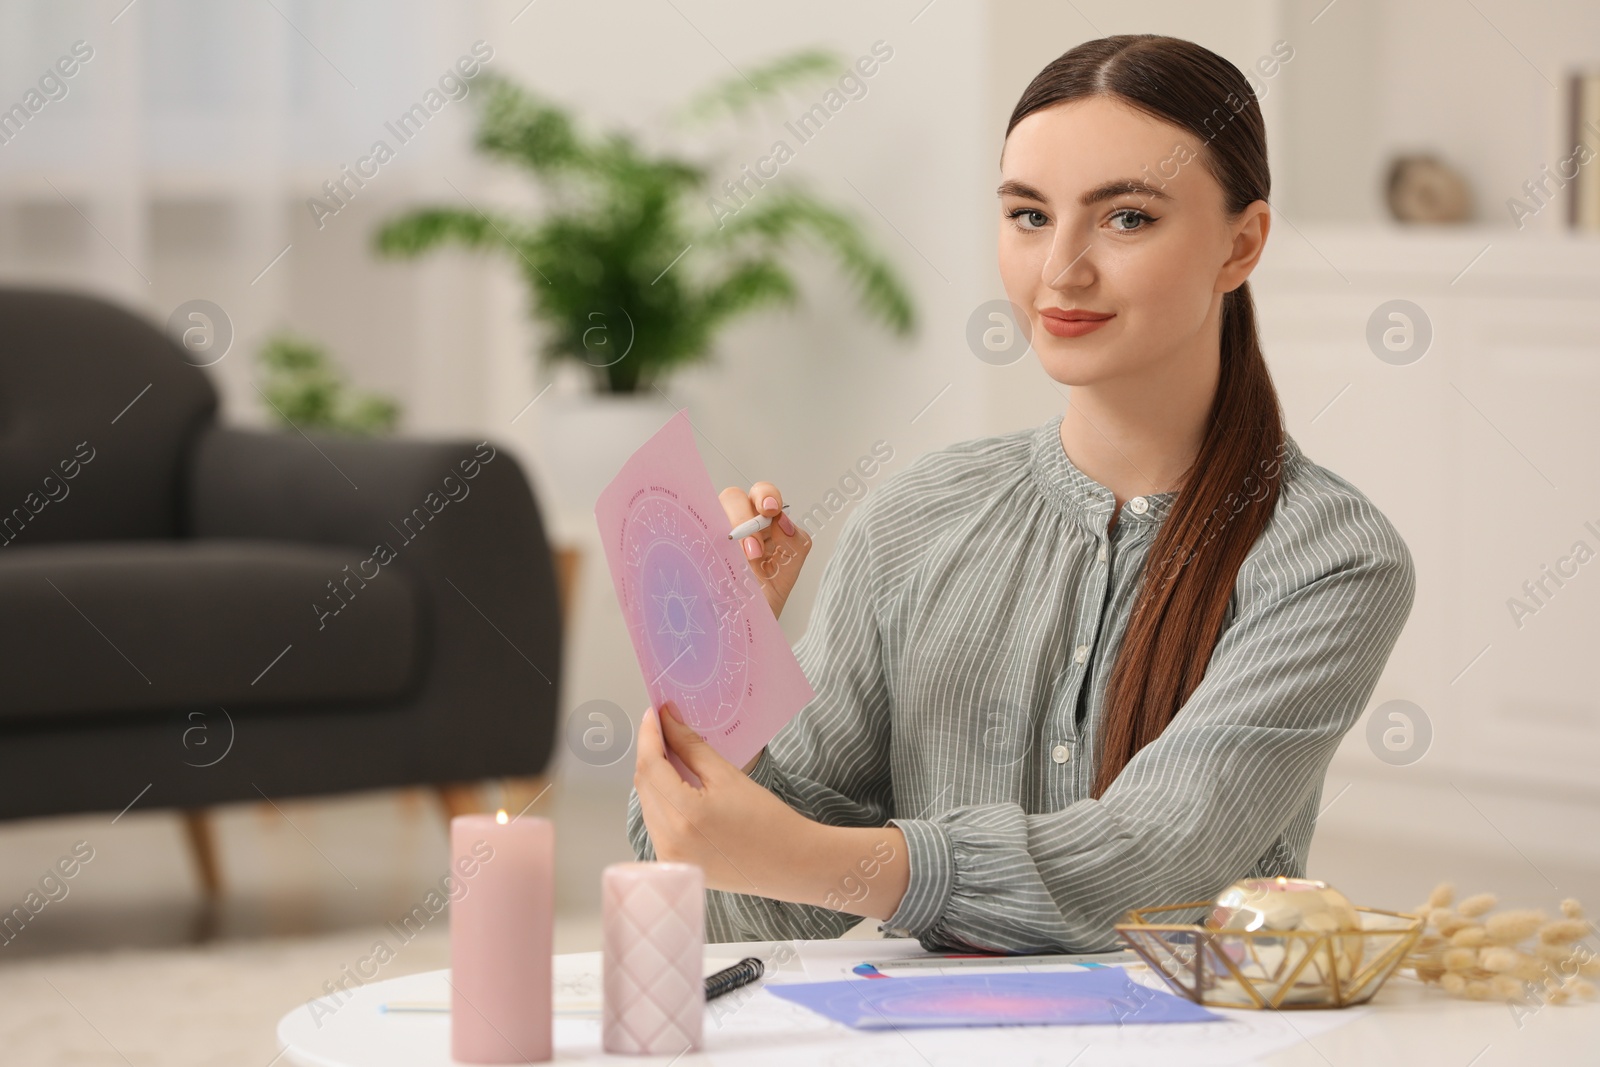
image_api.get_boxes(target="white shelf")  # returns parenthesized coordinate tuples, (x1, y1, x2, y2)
(1259, 222, 1600, 296)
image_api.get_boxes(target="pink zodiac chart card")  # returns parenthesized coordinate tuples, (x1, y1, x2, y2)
(594, 408, 815, 785)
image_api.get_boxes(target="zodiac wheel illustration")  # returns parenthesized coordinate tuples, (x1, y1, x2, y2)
(619, 492, 753, 733)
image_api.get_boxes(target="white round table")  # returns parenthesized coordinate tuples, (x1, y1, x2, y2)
(276, 939, 1599, 1065)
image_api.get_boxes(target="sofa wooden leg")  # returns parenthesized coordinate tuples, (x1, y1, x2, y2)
(435, 782, 485, 822)
(435, 775, 555, 824)
(500, 774, 557, 820)
(181, 809, 222, 941)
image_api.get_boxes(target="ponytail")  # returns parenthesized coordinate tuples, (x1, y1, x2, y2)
(1091, 280, 1283, 797)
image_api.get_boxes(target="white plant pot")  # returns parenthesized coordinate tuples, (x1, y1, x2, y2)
(534, 388, 679, 526)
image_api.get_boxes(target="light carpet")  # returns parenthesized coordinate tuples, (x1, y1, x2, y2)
(1, 915, 605, 1067)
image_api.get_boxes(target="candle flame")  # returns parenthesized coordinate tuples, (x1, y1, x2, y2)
(496, 809, 508, 824)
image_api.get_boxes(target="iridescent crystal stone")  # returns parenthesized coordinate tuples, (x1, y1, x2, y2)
(1204, 877, 1365, 1004)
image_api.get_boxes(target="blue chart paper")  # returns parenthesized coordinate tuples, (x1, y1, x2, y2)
(765, 968, 1220, 1029)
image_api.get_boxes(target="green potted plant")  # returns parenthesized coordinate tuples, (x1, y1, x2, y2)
(372, 50, 916, 514)
(256, 332, 401, 435)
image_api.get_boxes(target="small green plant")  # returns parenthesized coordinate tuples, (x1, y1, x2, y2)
(256, 333, 400, 435)
(373, 51, 917, 395)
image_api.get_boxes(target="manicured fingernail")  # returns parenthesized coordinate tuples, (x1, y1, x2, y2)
(743, 535, 761, 559)
(762, 495, 778, 512)
(777, 513, 796, 535)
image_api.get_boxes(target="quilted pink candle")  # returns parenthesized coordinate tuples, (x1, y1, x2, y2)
(450, 812, 553, 1063)
(602, 861, 704, 1055)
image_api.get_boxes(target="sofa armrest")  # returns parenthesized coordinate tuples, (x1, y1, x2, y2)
(187, 426, 530, 548)
(184, 425, 563, 777)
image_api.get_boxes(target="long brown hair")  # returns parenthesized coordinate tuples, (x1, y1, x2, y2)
(1004, 35, 1288, 798)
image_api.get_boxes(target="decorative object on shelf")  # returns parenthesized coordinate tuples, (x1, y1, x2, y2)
(256, 332, 400, 435)
(449, 811, 554, 1064)
(1115, 877, 1422, 1009)
(373, 53, 917, 397)
(1403, 882, 1599, 1008)
(602, 861, 705, 1056)
(1567, 69, 1600, 232)
(1384, 154, 1474, 224)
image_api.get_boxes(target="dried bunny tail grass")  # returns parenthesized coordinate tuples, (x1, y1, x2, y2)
(1512, 957, 1549, 984)
(1485, 910, 1546, 942)
(1552, 976, 1598, 1001)
(1410, 889, 1598, 1004)
(1478, 948, 1546, 982)
(1535, 946, 1600, 975)
(1538, 918, 1592, 944)
(1479, 947, 1522, 973)
(1490, 975, 1525, 1001)
(1534, 942, 1575, 964)
(1412, 932, 1447, 954)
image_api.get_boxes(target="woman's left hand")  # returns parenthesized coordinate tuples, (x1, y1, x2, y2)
(633, 702, 811, 895)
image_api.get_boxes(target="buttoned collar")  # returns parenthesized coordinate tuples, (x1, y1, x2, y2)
(1028, 412, 1304, 530)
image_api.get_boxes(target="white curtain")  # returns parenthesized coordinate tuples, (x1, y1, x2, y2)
(0, 0, 493, 429)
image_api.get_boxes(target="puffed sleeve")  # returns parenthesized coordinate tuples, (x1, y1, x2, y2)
(878, 496, 1418, 953)
(627, 498, 896, 943)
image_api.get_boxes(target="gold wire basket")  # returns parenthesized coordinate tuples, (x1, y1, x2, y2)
(1114, 901, 1424, 1009)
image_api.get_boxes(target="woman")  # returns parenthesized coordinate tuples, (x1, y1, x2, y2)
(627, 33, 1415, 954)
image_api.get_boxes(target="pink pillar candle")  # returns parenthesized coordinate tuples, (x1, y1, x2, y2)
(602, 861, 705, 1056)
(450, 813, 553, 1063)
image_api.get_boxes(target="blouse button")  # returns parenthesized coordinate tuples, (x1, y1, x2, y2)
(1096, 544, 1107, 562)
(1129, 496, 1149, 515)
(1073, 644, 1089, 663)
(1051, 743, 1072, 764)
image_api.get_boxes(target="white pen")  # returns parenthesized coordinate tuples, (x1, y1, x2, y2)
(727, 504, 790, 541)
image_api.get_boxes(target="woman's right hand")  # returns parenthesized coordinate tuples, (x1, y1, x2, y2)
(720, 481, 812, 622)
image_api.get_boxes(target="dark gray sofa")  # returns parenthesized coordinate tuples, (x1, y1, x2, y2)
(0, 287, 563, 822)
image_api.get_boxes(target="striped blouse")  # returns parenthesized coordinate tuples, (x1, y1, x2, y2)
(626, 411, 1416, 953)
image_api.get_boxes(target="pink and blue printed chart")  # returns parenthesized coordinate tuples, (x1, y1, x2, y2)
(765, 969, 1221, 1029)
(594, 408, 816, 785)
